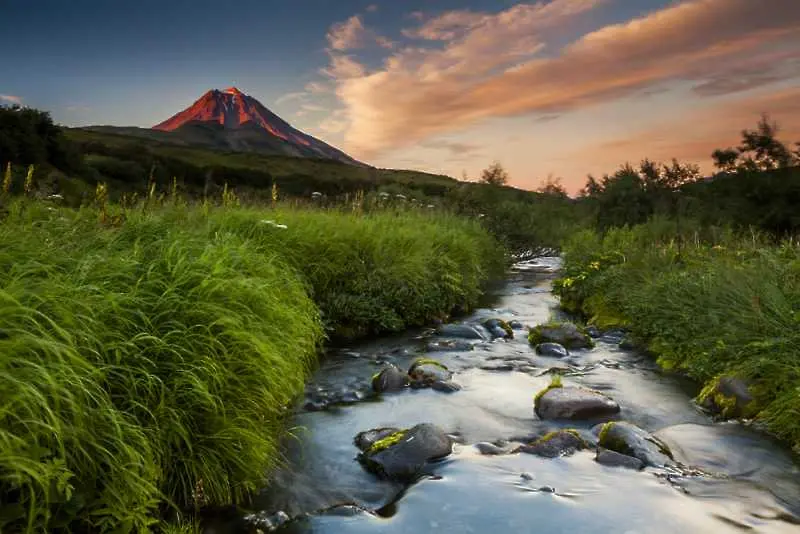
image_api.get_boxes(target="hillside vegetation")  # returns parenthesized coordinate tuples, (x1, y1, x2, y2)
(0, 197, 504, 532)
(558, 115, 800, 452)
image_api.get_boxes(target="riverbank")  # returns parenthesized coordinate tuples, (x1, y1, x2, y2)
(552, 221, 800, 452)
(0, 200, 505, 532)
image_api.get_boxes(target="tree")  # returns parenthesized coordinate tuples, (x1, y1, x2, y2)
(479, 161, 509, 186)
(536, 174, 568, 198)
(712, 148, 740, 172)
(737, 113, 794, 170)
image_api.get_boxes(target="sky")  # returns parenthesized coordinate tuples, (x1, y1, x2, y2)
(2, 0, 799, 193)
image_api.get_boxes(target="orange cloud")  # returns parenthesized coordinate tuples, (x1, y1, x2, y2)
(585, 86, 800, 166)
(326, 14, 393, 52)
(322, 0, 800, 160)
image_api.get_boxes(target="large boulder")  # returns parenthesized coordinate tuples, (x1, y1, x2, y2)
(371, 364, 409, 393)
(528, 322, 594, 350)
(520, 429, 589, 458)
(408, 358, 453, 387)
(535, 342, 569, 358)
(356, 423, 453, 481)
(697, 376, 757, 419)
(596, 421, 673, 468)
(482, 318, 514, 340)
(437, 323, 490, 340)
(535, 381, 620, 420)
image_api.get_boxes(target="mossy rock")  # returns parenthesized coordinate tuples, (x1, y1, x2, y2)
(354, 427, 403, 452)
(520, 429, 589, 458)
(534, 375, 563, 404)
(408, 358, 452, 387)
(366, 429, 409, 455)
(528, 322, 594, 350)
(357, 423, 452, 481)
(697, 376, 758, 419)
(371, 364, 410, 393)
(482, 318, 514, 340)
(597, 421, 673, 467)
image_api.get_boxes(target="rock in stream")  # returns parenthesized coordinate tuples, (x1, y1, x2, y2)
(356, 423, 453, 481)
(535, 384, 620, 420)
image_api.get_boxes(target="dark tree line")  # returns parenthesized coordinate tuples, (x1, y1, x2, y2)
(577, 114, 800, 236)
(0, 105, 83, 173)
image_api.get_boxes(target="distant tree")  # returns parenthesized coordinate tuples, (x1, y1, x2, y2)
(479, 161, 509, 186)
(659, 159, 701, 188)
(536, 174, 568, 198)
(739, 113, 794, 170)
(579, 175, 603, 197)
(0, 104, 82, 172)
(712, 148, 740, 173)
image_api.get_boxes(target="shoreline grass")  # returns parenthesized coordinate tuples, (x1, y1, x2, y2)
(553, 219, 800, 451)
(0, 199, 505, 532)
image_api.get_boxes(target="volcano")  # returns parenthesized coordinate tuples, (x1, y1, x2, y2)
(150, 87, 361, 164)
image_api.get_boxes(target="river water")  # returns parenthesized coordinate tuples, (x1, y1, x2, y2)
(228, 258, 800, 534)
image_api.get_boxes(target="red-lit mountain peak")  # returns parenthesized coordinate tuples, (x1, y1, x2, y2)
(151, 87, 361, 165)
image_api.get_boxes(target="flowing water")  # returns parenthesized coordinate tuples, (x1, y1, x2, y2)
(221, 258, 800, 534)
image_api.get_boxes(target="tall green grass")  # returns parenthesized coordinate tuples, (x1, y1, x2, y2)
(554, 220, 800, 449)
(0, 200, 504, 532)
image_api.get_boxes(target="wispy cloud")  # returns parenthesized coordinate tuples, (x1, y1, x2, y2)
(421, 139, 481, 156)
(0, 94, 23, 105)
(304, 81, 329, 94)
(316, 109, 349, 135)
(319, 0, 800, 159)
(366, 4, 378, 13)
(326, 14, 393, 51)
(295, 103, 327, 117)
(275, 91, 307, 105)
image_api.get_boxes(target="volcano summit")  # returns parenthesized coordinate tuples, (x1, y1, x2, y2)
(148, 87, 360, 164)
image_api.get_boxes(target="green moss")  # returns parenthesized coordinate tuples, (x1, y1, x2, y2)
(534, 375, 563, 405)
(527, 327, 544, 346)
(497, 319, 513, 338)
(597, 422, 630, 455)
(534, 429, 587, 447)
(696, 376, 760, 419)
(409, 358, 449, 372)
(527, 321, 594, 349)
(366, 429, 408, 455)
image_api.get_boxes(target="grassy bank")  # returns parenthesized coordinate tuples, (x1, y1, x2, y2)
(553, 220, 800, 450)
(0, 200, 504, 532)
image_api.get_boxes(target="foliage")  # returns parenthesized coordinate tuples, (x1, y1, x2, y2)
(712, 113, 798, 172)
(554, 222, 800, 449)
(0, 105, 83, 173)
(0, 197, 505, 532)
(479, 161, 509, 186)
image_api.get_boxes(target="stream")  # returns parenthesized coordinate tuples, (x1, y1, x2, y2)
(218, 257, 800, 534)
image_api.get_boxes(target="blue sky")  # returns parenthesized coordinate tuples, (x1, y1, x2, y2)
(2, 0, 799, 192)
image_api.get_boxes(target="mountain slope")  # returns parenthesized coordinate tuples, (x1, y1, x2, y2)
(146, 87, 362, 165)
